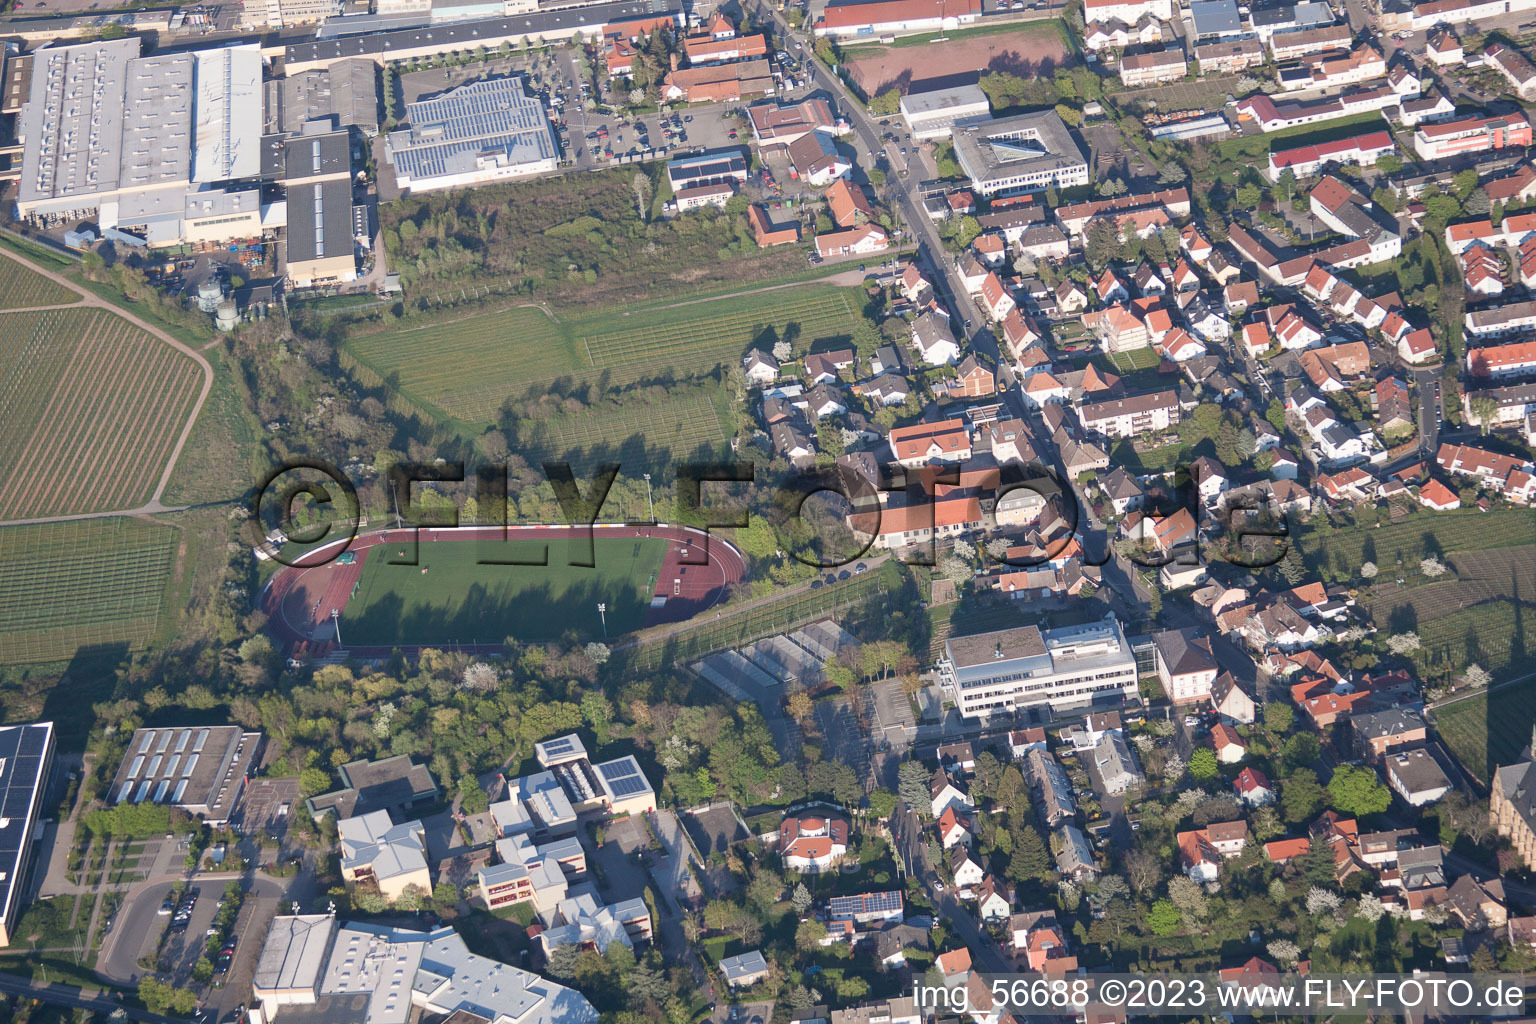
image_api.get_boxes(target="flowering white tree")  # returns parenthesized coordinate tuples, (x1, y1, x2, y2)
(1306, 887, 1342, 915)
(584, 641, 611, 665)
(1461, 663, 1492, 689)
(772, 340, 793, 361)
(1162, 752, 1187, 784)
(461, 662, 498, 691)
(1267, 939, 1301, 965)
(1420, 556, 1448, 578)
(1268, 878, 1288, 904)
(1386, 632, 1421, 655)
(1354, 893, 1385, 923)
(1359, 561, 1378, 579)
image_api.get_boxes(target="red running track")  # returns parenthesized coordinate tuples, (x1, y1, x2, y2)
(259, 523, 747, 657)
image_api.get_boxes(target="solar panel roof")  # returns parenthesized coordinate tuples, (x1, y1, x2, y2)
(0, 722, 54, 933)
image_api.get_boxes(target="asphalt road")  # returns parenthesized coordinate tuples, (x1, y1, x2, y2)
(1412, 364, 1444, 455)
(0, 971, 184, 1023)
(751, 0, 996, 364)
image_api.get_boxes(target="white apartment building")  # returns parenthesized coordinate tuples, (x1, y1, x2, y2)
(937, 616, 1139, 720)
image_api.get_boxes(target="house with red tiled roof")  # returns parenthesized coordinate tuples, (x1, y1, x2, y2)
(1265, 836, 1312, 864)
(747, 204, 800, 247)
(826, 178, 874, 228)
(972, 231, 1008, 267)
(981, 272, 1016, 321)
(1219, 956, 1283, 996)
(936, 805, 972, 849)
(1418, 477, 1460, 510)
(888, 419, 971, 468)
(1234, 766, 1274, 807)
(935, 946, 973, 984)
(1211, 722, 1246, 763)
(780, 807, 850, 873)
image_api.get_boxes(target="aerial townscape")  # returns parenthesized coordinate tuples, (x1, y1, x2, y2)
(7, 0, 1536, 1018)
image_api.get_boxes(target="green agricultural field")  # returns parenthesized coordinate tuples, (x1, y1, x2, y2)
(342, 535, 668, 645)
(0, 307, 204, 519)
(0, 255, 77, 310)
(1296, 509, 1536, 581)
(0, 518, 178, 665)
(521, 387, 731, 474)
(1433, 684, 1536, 783)
(342, 283, 869, 427)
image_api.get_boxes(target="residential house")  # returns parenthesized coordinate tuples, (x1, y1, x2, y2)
(815, 224, 889, 259)
(719, 951, 770, 989)
(780, 808, 851, 873)
(1210, 672, 1258, 725)
(1093, 731, 1143, 795)
(937, 741, 977, 775)
(975, 875, 1012, 922)
(889, 419, 972, 468)
(1055, 824, 1097, 881)
(1009, 727, 1048, 759)
(743, 348, 779, 385)
(936, 805, 972, 850)
(1212, 722, 1247, 763)
(910, 311, 962, 366)
(1234, 766, 1275, 807)
(1444, 874, 1509, 931)
(950, 847, 985, 892)
(1153, 627, 1220, 704)
(826, 178, 874, 228)
(930, 767, 973, 819)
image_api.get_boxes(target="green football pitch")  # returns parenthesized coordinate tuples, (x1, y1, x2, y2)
(340, 536, 668, 645)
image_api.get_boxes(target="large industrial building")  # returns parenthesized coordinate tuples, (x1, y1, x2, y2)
(263, 58, 380, 136)
(282, 0, 681, 72)
(0, 722, 56, 949)
(951, 110, 1089, 196)
(253, 917, 598, 1024)
(385, 76, 557, 194)
(16, 39, 268, 245)
(108, 726, 263, 826)
(937, 615, 1139, 719)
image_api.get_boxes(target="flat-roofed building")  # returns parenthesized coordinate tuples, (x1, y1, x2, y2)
(109, 726, 260, 826)
(385, 76, 556, 193)
(259, 920, 598, 1023)
(252, 914, 339, 1020)
(264, 59, 380, 136)
(938, 615, 1138, 719)
(18, 39, 267, 241)
(667, 147, 749, 191)
(193, 45, 263, 183)
(17, 38, 139, 219)
(900, 83, 992, 141)
(952, 110, 1088, 196)
(286, 179, 358, 287)
(306, 755, 439, 820)
(0, 722, 55, 948)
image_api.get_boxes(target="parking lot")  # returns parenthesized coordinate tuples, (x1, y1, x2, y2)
(235, 776, 299, 839)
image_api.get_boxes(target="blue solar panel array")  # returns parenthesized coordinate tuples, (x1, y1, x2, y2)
(599, 758, 651, 798)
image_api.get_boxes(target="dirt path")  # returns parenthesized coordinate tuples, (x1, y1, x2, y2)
(625, 268, 869, 316)
(0, 247, 213, 527)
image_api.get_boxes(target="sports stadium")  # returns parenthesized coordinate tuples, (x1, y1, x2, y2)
(261, 523, 746, 656)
